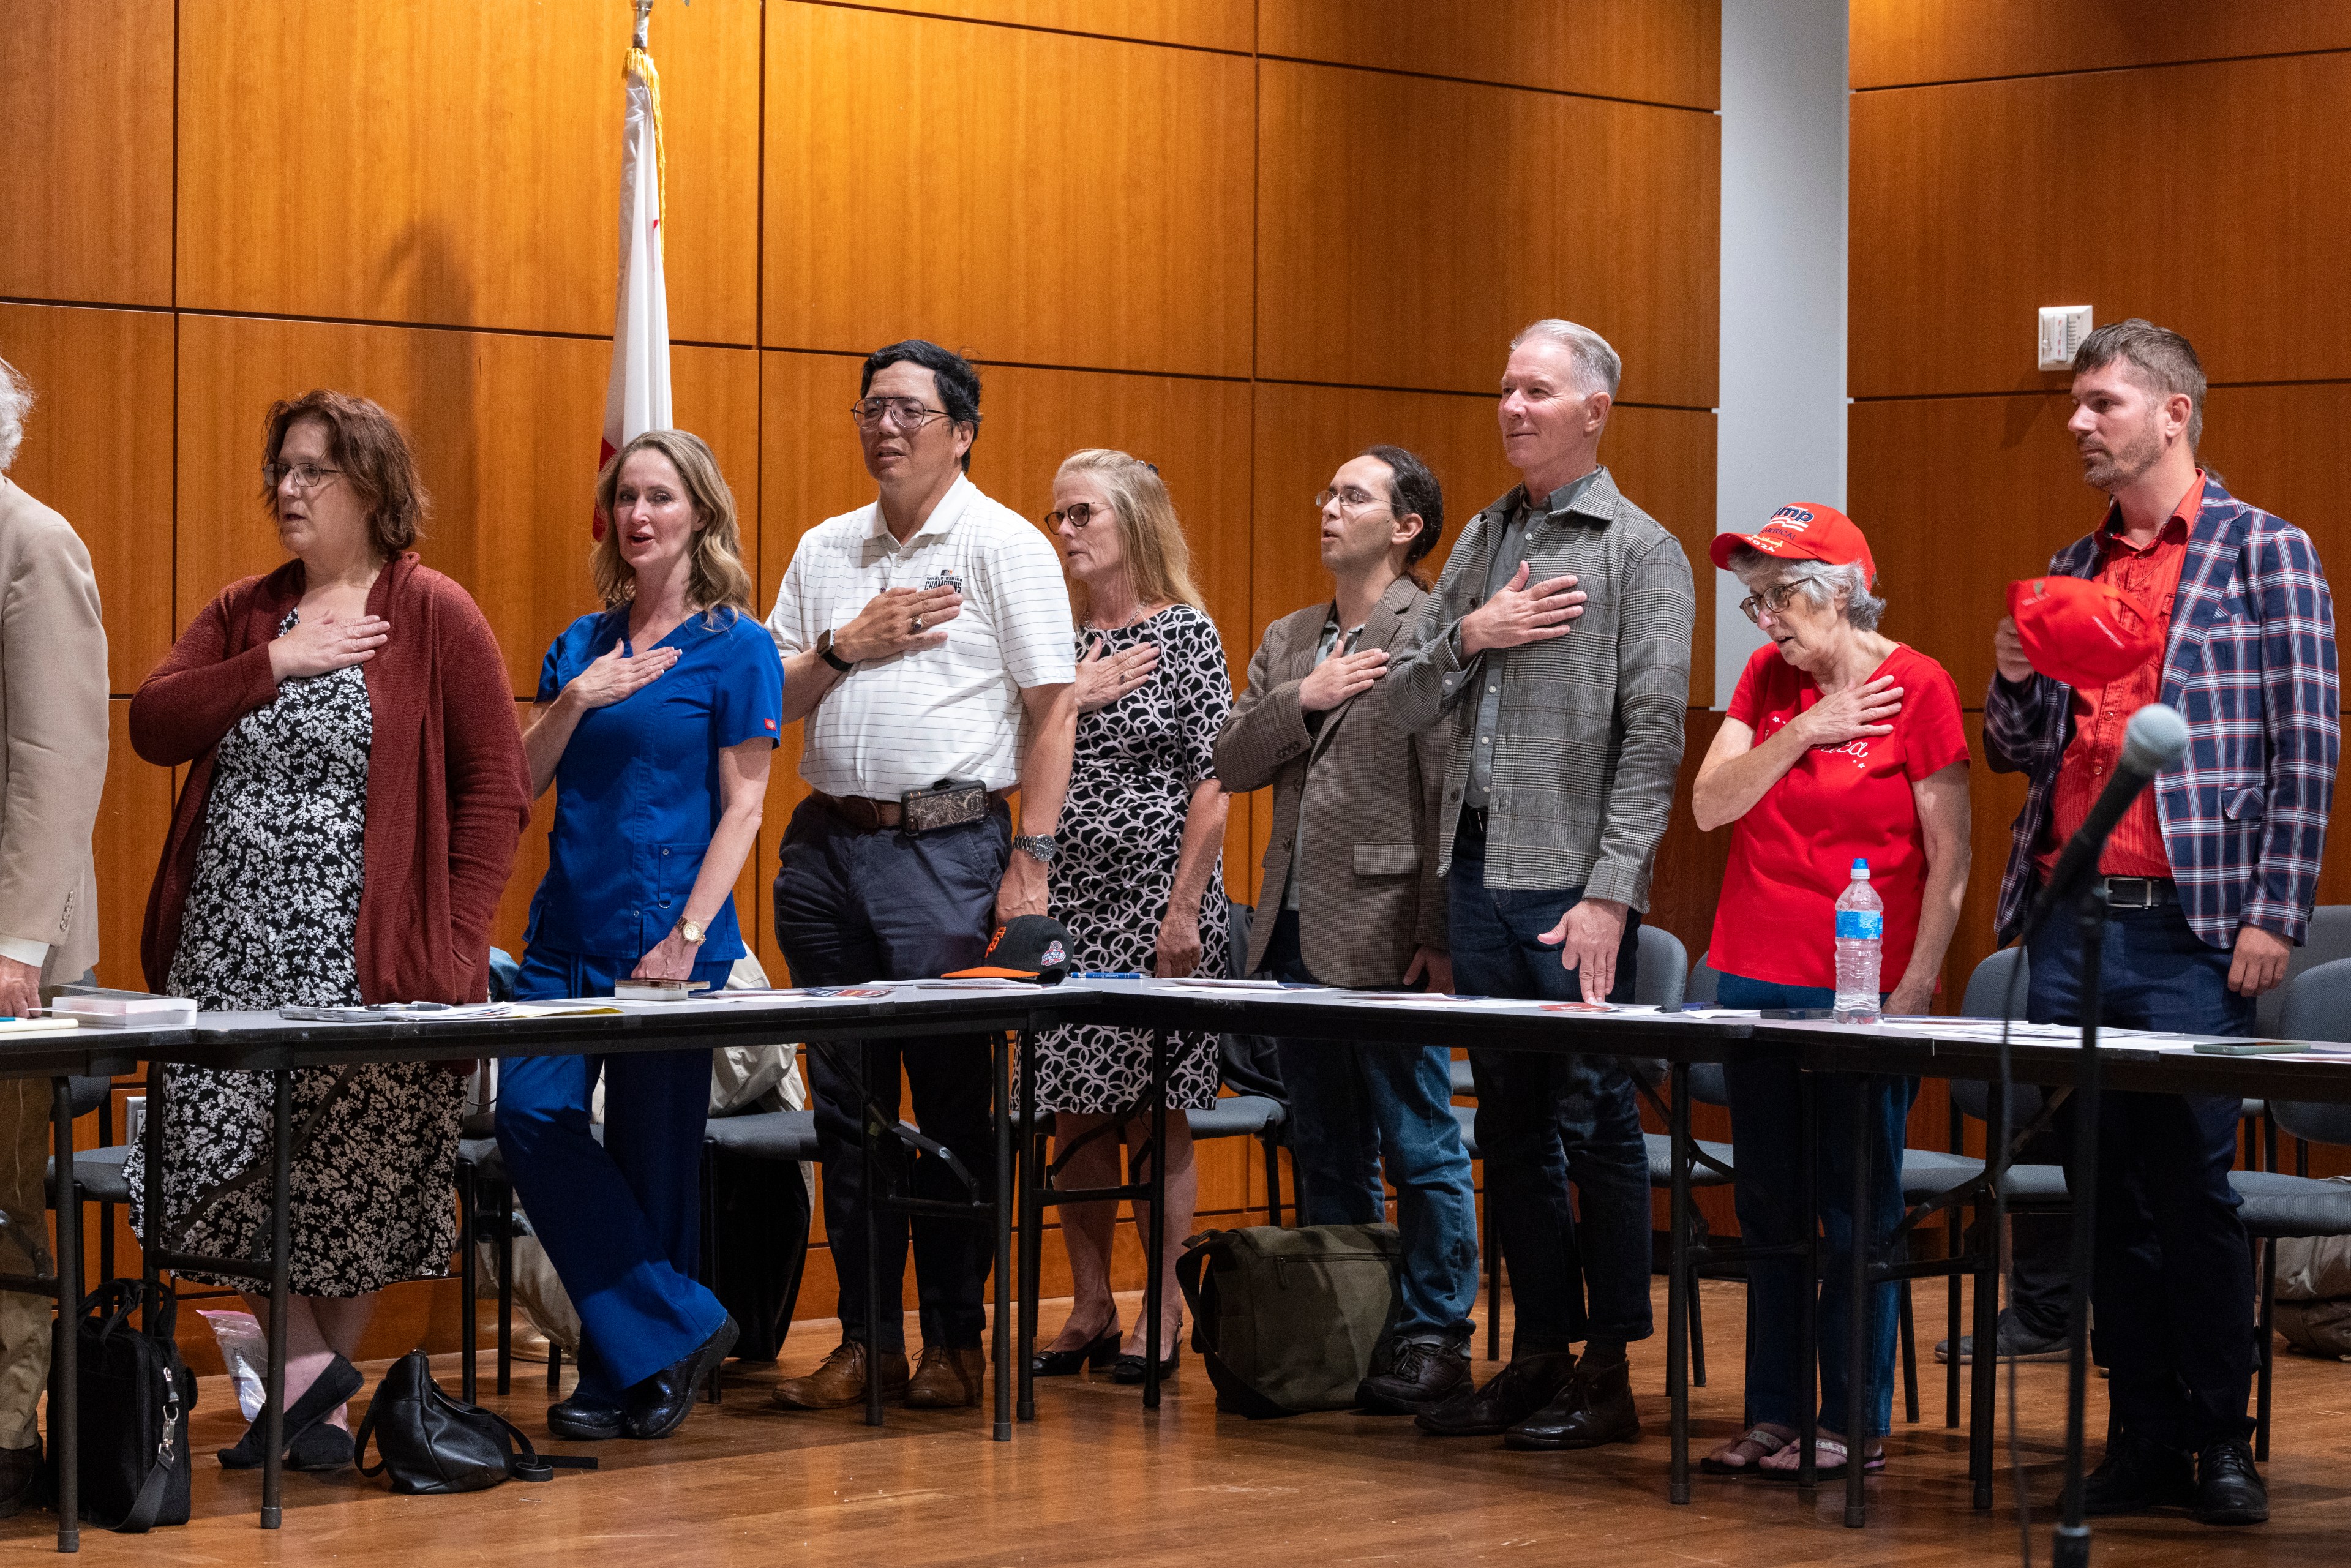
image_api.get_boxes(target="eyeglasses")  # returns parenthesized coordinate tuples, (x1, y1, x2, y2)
(1738, 583, 1805, 625)
(849, 397, 951, 433)
(1314, 486, 1387, 514)
(1045, 501, 1114, 530)
(263, 462, 343, 492)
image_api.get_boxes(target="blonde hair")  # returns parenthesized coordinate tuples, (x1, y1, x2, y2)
(1056, 449, 1206, 625)
(591, 430, 754, 621)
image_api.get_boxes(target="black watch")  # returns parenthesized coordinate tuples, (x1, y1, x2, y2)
(817, 629, 856, 673)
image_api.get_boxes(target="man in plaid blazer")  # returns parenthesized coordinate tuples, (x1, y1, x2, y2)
(1987, 320, 2339, 1527)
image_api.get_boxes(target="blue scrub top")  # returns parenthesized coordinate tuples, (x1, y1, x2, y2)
(525, 605, 784, 962)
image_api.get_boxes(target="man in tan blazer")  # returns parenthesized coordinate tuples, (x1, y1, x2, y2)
(0, 356, 108, 1513)
(1215, 443, 1477, 1416)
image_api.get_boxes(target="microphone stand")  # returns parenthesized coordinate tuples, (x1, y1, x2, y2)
(2050, 882, 2109, 1568)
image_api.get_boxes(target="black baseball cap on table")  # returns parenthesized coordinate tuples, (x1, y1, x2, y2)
(945, 915, 1076, 985)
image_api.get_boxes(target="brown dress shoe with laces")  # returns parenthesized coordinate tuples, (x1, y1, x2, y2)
(904, 1345, 987, 1408)
(772, 1340, 911, 1411)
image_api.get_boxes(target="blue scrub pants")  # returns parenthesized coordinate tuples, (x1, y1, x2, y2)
(497, 948, 734, 1398)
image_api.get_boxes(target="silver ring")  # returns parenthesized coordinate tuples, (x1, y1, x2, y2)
(912, 614, 926, 632)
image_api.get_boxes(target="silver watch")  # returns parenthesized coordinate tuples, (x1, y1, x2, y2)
(1012, 833, 1059, 866)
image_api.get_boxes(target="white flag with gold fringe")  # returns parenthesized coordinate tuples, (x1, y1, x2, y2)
(599, 0, 672, 495)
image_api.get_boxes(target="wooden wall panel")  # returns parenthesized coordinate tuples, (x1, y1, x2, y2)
(0, 304, 176, 692)
(765, 7, 1254, 377)
(177, 0, 760, 342)
(1853, 0, 2351, 90)
(847, 0, 1253, 51)
(1258, 61, 1718, 407)
(96, 701, 175, 991)
(0, 1, 173, 307)
(1851, 52, 2351, 399)
(173, 315, 757, 697)
(1261, 0, 1720, 109)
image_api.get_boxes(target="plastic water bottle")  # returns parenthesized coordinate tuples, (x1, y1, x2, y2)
(1834, 858, 1884, 1026)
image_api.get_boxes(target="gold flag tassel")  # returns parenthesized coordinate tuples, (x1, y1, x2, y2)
(626, 1, 667, 219)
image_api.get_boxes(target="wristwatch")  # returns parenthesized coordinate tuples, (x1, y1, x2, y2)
(817, 629, 855, 673)
(675, 916, 707, 947)
(1012, 834, 1059, 866)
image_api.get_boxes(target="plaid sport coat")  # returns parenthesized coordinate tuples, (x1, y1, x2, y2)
(1985, 474, 2339, 948)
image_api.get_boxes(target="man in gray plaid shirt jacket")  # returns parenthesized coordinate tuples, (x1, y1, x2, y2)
(1391, 319, 1694, 1452)
(1989, 320, 2338, 1527)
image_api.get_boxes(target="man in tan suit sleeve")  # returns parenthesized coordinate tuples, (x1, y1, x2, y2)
(1213, 445, 1478, 1417)
(0, 356, 108, 1509)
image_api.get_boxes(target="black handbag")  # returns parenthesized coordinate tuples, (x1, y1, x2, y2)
(353, 1350, 594, 1494)
(57, 1279, 196, 1532)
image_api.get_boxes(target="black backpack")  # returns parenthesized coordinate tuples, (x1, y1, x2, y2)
(354, 1350, 594, 1493)
(56, 1279, 195, 1532)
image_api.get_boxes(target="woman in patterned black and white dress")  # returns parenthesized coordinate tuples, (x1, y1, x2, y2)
(1032, 448, 1231, 1382)
(127, 392, 528, 1472)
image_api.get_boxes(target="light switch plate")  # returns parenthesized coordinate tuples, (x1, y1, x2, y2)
(2038, 306, 2093, 371)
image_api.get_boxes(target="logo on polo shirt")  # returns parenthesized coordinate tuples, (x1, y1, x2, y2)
(764, 718, 778, 732)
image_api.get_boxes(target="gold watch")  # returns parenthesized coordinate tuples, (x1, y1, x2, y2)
(676, 916, 707, 946)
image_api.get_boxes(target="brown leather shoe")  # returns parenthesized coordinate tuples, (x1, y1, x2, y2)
(772, 1340, 910, 1411)
(903, 1345, 986, 1408)
(1504, 1355, 1641, 1450)
(1413, 1351, 1578, 1437)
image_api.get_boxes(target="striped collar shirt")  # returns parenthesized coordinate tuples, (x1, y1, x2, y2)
(765, 474, 1076, 799)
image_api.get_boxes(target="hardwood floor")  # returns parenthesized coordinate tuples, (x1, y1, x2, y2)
(7, 1277, 2347, 1565)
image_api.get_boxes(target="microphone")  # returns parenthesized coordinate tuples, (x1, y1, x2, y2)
(2025, 702, 2191, 937)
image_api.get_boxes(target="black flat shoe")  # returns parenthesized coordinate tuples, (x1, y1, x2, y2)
(285, 1422, 354, 1473)
(547, 1389, 628, 1441)
(1111, 1348, 1179, 1385)
(623, 1315, 740, 1441)
(220, 1354, 365, 1470)
(1032, 1327, 1120, 1378)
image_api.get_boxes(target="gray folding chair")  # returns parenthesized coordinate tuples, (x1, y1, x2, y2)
(2246, 906, 2351, 1171)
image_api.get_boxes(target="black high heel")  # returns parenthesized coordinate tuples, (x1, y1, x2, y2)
(1111, 1345, 1180, 1385)
(219, 1354, 364, 1470)
(1031, 1327, 1120, 1378)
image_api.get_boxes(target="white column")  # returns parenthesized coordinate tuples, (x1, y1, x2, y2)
(1716, 0, 1849, 703)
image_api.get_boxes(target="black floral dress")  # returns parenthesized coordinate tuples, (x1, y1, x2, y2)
(1037, 605, 1232, 1113)
(126, 612, 465, 1296)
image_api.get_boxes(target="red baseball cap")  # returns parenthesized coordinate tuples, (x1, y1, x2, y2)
(2006, 576, 2164, 689)
(1709, 503, 1877, 587)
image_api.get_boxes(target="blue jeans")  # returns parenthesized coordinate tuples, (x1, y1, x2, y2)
(2026, 901, 2256, 1450)
(1261, 910, 1480, 1345)
(1717, 973, 1916, 1438)
(498, 948, 736, 1398)
(1447, 826, 1652, 1352)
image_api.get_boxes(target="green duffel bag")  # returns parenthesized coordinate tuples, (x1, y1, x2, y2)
(1174, 1223, 1403, 1418)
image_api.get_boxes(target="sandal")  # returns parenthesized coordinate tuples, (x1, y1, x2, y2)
(1699, 1425, 1791, 1476)
(1758, 1435, 1886, 1484)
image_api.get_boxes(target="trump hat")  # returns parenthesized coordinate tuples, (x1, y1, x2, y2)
(946, 915, 1076, 985)
(2006, 576, 2164, 689)
(1709, 503, 1878, 587)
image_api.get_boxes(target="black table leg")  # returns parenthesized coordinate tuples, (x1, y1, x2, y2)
(992, 1030, 1012, 1442)
(1798, 1070, 1819, 1491)
(1667, 1062, 1691, 1505)
(861, 1043, 885, 1430)
(1018, 1027, 1041, 1423)
(261, 1068, 293, 1529)
(1845, 1075, 1875, 1529)
(1142, 1028, 1168, 1412)
(1971, 1079, 2005, 1510)
(50, 1076, 80, 1554)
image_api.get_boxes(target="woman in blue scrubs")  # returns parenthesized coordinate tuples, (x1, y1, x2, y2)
(496, 429, 782, 1442)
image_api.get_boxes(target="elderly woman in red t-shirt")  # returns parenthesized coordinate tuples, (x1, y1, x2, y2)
(1689, 504, 1971, 1482)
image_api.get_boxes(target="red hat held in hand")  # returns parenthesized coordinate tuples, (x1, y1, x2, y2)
(2006, 576, 2164, 689)
(1709, 502, 1878, 587)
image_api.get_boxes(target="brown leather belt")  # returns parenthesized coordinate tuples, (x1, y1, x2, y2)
(811, 787, 1012, 833)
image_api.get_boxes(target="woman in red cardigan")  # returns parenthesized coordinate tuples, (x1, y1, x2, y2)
(124, 391, 529, 1475)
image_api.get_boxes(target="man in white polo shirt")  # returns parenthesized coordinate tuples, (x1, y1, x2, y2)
(766, 340, 1077, 1414)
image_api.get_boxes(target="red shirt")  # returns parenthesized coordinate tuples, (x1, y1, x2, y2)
(1710, 642, 1970, 991)
(2036, 472, 2200, 880)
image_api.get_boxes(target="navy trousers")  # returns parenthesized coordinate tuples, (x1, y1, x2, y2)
(1446, 823, 1652, 1354)
(773, 795, 1008, 1352)
(2027, 901, 2258, 1452)
(497, 948, 734, 1398)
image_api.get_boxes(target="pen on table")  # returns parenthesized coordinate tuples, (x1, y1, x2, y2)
(1081, 970, 1146, 980)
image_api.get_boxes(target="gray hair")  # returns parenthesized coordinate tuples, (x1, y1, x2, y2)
(0, 357, 30, 475)
(1509, 318, 1622, 398)
(2074, 318, 2205, 449)
(1727, 545, 1886, 633)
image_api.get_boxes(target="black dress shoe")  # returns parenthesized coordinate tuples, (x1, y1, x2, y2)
(2081, 1431, 2195, 1516)
(1359, 1340, 1472, 1415)
(623, 1315, 740, 1441)
(0, 1441, 42, 1518)
(285, 1422, 354, 1473)
(1032, 1327, 1120, 1378)
(1412, 1352, 1578, 1438)
(2194, 1439, 2269, 1526)
(220, 1354, 365, 1470)
(1504, 1356, 1640, 1450)
(547, 1389, 628, 1441)
(1111, 1346, 1179, 1384)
